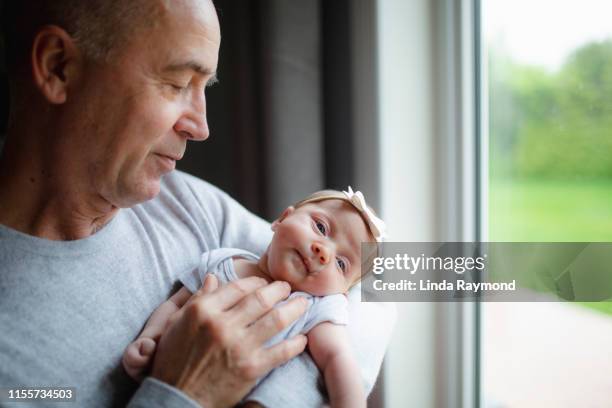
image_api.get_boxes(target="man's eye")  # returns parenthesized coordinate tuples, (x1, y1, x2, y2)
(169, 84, 187, 92)
(336, 258, 347, 272)
(315, 221, 327, 235)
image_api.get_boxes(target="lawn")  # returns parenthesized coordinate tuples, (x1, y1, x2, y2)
(489, 178, 612, 315)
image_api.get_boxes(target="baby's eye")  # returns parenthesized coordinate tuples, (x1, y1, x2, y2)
(315, 220, 327, 235)
(336, 257, 347, 272)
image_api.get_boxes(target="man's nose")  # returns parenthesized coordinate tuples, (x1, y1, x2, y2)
(311, 242, 331, 265)
(174, 95, 209, 141)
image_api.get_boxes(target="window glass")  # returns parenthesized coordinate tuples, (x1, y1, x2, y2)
(483, 0, 612, 405)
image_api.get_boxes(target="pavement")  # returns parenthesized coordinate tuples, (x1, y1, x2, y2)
(483, 302, 612, 407)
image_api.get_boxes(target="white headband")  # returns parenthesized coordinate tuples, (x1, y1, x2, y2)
(296, 187, 387, 243)
(342, 187, 387, 242)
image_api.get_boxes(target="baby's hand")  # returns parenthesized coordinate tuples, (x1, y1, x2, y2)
(122, 337, 157, 381)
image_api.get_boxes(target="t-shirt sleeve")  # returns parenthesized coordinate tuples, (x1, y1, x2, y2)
(180, 248, 259, 292)
(127, 377, 200, 408)
(179, 251, 212, 293)
(300, 294, 349, 334)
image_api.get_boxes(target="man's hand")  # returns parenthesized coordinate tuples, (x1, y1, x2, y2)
(151, 274, 308, 408)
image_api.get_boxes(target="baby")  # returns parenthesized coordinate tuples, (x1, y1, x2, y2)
(122, 188, 385, 408)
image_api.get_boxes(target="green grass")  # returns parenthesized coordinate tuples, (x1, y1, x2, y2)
(490, 178, 612, 242)
(490, 178, 612, 315)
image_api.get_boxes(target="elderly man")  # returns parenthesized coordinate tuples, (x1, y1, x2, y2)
(0, 0, 393, 407)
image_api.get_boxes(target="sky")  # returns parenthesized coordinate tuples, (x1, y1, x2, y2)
(484, 0, 612, 70)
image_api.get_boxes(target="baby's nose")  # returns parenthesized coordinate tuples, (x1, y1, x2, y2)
(311, 242, 331, 265)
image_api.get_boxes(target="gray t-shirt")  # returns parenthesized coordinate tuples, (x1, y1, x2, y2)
(0, 170, 394, 407)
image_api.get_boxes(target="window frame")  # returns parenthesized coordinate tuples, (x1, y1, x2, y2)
(374, 0, 482, 406)
(433, 0, 483, 406)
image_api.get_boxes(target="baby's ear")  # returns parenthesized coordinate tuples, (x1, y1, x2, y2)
(271, 206, 295, 231)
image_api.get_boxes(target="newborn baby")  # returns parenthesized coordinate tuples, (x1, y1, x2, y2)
(122, 188, 385, 408)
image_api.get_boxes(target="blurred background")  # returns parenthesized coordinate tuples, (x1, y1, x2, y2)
(483, 0, 612, 407)
(3, 0, 612, 407)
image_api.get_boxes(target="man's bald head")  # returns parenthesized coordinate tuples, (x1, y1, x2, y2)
(2, 0, 168, 73)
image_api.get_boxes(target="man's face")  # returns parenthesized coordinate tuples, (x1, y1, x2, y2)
(64, 0, 220, 208)
(265, 200, 372, 296)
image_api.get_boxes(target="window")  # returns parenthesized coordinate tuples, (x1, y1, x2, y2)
(482, 0, 612, 406)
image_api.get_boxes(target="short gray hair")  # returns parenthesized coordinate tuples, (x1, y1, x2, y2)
(2, 0, 161, 71)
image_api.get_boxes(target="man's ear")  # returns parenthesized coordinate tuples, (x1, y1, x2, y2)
(271, 206, 295, 231)
(31, 25, 81, 104)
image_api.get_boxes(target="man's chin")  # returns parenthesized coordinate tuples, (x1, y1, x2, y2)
(115, 178, 162, 208)
(139, 178, 163, 202)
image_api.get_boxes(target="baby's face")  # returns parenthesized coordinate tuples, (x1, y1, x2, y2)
(264, 199, 372, 296)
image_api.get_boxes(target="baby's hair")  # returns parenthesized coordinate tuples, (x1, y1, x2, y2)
(293, 189, 382, 285)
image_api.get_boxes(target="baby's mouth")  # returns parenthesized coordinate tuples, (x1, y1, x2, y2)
(296, 250, 311, 274)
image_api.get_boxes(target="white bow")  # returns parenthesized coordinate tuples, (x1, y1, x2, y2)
(342, 186, 387, 242)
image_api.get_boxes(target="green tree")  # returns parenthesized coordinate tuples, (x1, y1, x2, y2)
(491, 39, 612, 179)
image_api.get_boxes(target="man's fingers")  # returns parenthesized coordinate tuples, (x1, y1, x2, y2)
(200, 276, 269, 311)
(200, 274, 219, 295)
(175, 274, 272, 327)
(229, 281, 293, 326)
(247, 296, 308, 345)
(179, 275, 220, 314)
(256, 335, 308, 376)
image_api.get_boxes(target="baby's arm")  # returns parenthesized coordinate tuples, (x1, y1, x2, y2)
(308, 322, 366, 408)
(122, 286, 192, 381)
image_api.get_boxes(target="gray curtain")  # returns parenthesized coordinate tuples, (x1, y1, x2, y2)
(178, 0, 358, 220)
(259, 0, 325, 217)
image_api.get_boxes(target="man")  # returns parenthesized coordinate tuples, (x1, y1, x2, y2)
(0, 0, 394, 407)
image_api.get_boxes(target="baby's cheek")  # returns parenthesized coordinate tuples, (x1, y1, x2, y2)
(309, 274, 339, 295)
